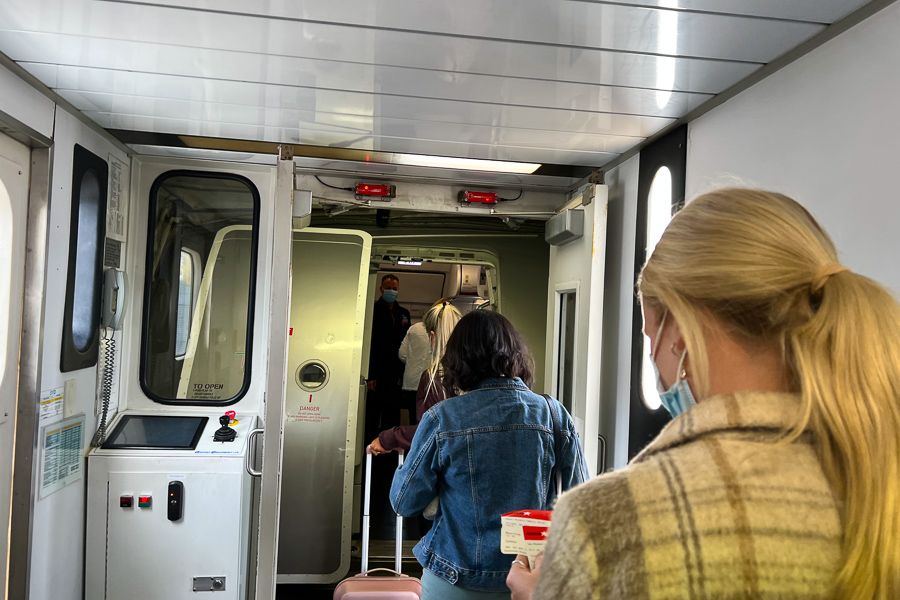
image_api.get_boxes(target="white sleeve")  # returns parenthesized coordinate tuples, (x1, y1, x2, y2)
(398, 329, 410, 362)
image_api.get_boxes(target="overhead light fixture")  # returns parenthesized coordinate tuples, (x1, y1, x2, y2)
(355, 182, 395, 199)
(394, 153, 540, 174)
(398, 258, 424, 266)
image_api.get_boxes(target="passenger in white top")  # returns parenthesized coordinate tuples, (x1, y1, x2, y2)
(398, 320, 432, 424)
(399, 321, 432, 392)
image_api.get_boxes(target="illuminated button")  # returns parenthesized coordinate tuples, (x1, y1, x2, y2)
(119, 495, 133, 508)
(138, 495, 152, 508)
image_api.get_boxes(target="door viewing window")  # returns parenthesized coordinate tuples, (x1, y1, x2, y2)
(556, 290, 577, 413)
(141, 172, 260, 404)
(175, 249, 198, 359)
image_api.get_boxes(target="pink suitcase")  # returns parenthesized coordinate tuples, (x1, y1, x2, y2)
(333, 450, 422, 599)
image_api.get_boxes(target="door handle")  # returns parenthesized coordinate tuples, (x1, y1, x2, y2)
(598, 434, 608, 474)
(245, 428, 264, 477)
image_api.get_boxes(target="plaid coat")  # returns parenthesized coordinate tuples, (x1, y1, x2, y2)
(534, 392, 842, 599)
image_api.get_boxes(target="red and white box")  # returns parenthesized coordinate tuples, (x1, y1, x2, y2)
(500, 509, 553, 567)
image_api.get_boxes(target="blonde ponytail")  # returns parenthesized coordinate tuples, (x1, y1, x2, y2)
(788, 270, 900, 598)
(422, 301, 462, 399)
(639, 188, 900, 599)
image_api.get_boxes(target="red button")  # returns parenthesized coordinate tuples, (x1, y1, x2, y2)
(138, 495, 152, 508)
(120, 495, 133, 508)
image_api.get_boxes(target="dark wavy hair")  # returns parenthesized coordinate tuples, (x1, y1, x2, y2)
(440, 311, 534, 391)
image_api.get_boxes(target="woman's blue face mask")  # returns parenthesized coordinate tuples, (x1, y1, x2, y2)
(650, 311, 697, 418)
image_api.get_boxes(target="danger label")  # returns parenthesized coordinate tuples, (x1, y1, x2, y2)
(287, 396, 331, 424)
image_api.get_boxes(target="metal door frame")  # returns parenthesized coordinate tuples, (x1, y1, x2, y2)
(252, 155, 296, 599)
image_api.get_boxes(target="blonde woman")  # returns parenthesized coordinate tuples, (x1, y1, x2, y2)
(508, 189, 899, 599)
(369, 300, 462, 454)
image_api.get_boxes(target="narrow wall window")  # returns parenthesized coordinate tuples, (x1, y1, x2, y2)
(556, 290, 577, 412)
(141, 172, 259, 404)
(628, 124, 687, 458)
(61, 145, 108, 372)
(639, 167, 673, 410)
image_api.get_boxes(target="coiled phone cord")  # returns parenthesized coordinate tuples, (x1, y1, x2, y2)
(91, 328, 115, 447)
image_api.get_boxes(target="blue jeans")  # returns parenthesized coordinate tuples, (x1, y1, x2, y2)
(421, 570, 511, 600)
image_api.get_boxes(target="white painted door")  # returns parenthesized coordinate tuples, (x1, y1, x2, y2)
(544, 185, 608, 475)
(0, 133, 30, 595)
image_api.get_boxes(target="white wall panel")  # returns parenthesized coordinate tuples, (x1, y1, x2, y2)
(0, 62, 54, 139)
(597, 155, 640, 469)
(687, 2, 900, 293)
(29, 107, 130, 600)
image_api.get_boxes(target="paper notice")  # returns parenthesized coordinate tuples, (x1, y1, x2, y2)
(106, 155, 128, 243)
(39, 415, 85, 499)
(500, 509, 553, 566)
(39, 386, 65, 424)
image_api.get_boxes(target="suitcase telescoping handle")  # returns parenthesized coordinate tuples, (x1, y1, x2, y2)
(361, 448, 405, 575)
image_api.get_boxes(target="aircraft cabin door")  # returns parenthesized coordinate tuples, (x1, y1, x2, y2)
(0, 132, 30, 595)
(544, 184, 608, 475)
(277, 228, 371, 584)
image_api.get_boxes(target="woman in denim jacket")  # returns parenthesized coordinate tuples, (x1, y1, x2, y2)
(390, 311, 589, 599)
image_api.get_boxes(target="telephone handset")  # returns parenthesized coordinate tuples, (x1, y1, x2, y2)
(101, 269, 125, 330)
(93, 268, 125, 447)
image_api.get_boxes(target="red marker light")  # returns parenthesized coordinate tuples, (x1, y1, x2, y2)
(458, 190, 498, 205)
(354, 183, 395, 199)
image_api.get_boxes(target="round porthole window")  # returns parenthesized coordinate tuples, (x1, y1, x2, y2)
(296, 360, 329, 392)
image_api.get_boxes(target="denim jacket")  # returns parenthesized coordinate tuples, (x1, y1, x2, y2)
(389, 377, 590, 592)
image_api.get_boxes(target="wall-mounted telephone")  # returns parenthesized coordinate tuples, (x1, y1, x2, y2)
(101, 268, 125, 330)
(93, 269, 125, 447)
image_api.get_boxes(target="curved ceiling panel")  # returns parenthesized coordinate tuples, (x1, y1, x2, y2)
(0, 0, 871, 167)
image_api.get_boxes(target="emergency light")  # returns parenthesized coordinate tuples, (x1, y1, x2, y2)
(355, 182, 395, 199)
(458, 190, 498, 205)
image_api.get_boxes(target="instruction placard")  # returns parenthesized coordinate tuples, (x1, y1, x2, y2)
(39, 385, 65, 424)
(106, 155, 128, 242)
(39, 415, 84, 499)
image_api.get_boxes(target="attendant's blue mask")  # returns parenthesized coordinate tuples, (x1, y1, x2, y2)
(650, 312, 697, 418)
(382, 289, 398, 303)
